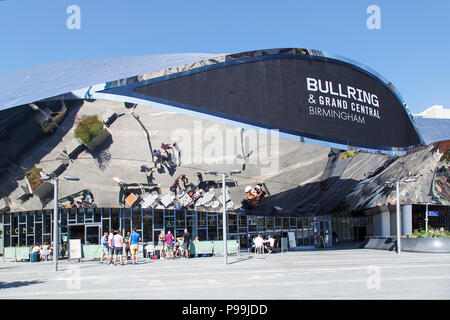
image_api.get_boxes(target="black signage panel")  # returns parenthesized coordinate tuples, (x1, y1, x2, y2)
(133, 57, 421, 149)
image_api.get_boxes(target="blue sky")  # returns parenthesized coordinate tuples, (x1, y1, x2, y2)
(0, 0, 448, 114)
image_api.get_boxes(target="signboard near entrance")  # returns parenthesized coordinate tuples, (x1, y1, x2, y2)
(428, 211, 439, 217)
(69, 239, 82, 259)
(288, 232, 296, 248)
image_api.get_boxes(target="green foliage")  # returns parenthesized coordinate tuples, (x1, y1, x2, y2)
(410, 228, 450, 238)
(74, 115, 104, 144)
(339, 150, 356, 160)
(25, 166, 43, 191)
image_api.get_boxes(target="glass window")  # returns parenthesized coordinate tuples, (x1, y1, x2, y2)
(3, 212, 10, 224)
(275, 217, 282, 230)
(68, 208, 76, 221)
(122, 219, 131, 235)
(197, 229, 207, 241)
(257, 217, 265, 232)
(43, 235, 51, 246)
(102, 219, 110, 234)
(19, 225, 26, 246)
(165, 216, 175, 234)
(154, 210, 163, 229)
(60, 209, 67, 227)
(19, 212, 26, 223)
(229, 214, 237, 233)
(35, 224, 42, 245)
(198, 213, 206, 228)
(122, 209, 131, 218)
(283, 218, 289, 231)
(248, 215, 257, 232)
(176, 212, 185, 228)
(208, 226, 217, 241)
(94, 208, 101, 222)
(44, 211, 52, 234)
(217, 213, 223, 227)
(132, 208, 142, 231)
(143, 218, 153, 243)
(238, 214, 247, 228)
(85, 208, 93, 221)
(142, 208, 153, 218)
(208, 215, 217, 227)
(111, 209, 120, 230)
(77, 209, 84, 224)
(266, 217, 274, 231)
(27, 213, 34, 233)
(290, 218, 296, 230)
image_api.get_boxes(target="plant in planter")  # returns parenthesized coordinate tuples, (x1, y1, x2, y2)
(25, 166, 44, 192)
(410, 228, 450, 238)
(74, 115, 110, 151)
(25, 166, 53, 198)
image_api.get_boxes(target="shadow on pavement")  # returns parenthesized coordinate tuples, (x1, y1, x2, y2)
(227, 256, 254, 265)
(0, 280, 43, 289)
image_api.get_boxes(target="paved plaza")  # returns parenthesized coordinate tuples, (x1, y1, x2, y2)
(1, 247, 449, 300)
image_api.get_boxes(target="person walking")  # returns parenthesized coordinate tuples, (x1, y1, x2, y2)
(113, 230, 124, 266)
(130, 228, 141, 264)
(165, 231, 175, 259)
(100, 232, 110, 263)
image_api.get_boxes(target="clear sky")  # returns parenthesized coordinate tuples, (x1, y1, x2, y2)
(0, 0, 448, 114)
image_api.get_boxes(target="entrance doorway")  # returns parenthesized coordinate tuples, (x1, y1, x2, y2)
(313, 217, 332, 248)
(68, 224, 101, 245)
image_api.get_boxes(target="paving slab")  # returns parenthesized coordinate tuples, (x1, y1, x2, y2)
(1, 248, 449, 300)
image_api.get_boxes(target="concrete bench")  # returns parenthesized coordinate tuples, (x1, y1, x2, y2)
(82, 245, 102, 260)
(189, 241, 214, 256)
(212, 240, 240, 256)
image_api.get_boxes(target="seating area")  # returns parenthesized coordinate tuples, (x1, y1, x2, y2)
(3, 239, 242, 263)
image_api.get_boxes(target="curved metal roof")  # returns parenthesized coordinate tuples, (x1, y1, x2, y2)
(0, 53, 221, 111)
(413, 117, 450, 144)
(1, 48, 436, 147)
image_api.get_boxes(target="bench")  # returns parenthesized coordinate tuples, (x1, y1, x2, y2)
(82, 245, 102, 260)
(212, 240, 240, 256)
(189, 241, 214, 256)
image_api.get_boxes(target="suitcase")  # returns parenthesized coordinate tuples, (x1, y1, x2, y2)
(31, 252, 40, 262)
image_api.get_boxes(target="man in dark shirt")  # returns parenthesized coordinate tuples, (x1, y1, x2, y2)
(182, 229, 191, 258)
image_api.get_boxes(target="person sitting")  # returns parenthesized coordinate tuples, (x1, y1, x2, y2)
(31, 244, 40, 254)
(266, 235, 275, 254)
(254, 234, 265, 254)
(40, 244, 50, 261)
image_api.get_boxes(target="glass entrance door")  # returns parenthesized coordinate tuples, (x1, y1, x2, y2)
(313, 217, 332, 248)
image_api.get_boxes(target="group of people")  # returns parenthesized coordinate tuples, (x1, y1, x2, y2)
(30, 243, 53, 261)
(250, 234, 276, 254)
(100, 228, 141, 266)
(170, 172, 211, 209)
(152, 142, 180, 170)
(241, 184, 266, 210)
(156, 228, 192, 259)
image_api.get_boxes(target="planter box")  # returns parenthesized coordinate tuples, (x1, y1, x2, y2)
(25, 170, 53, 198)
(82, 127, 110, 152)
(361, 236, 450, 253)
